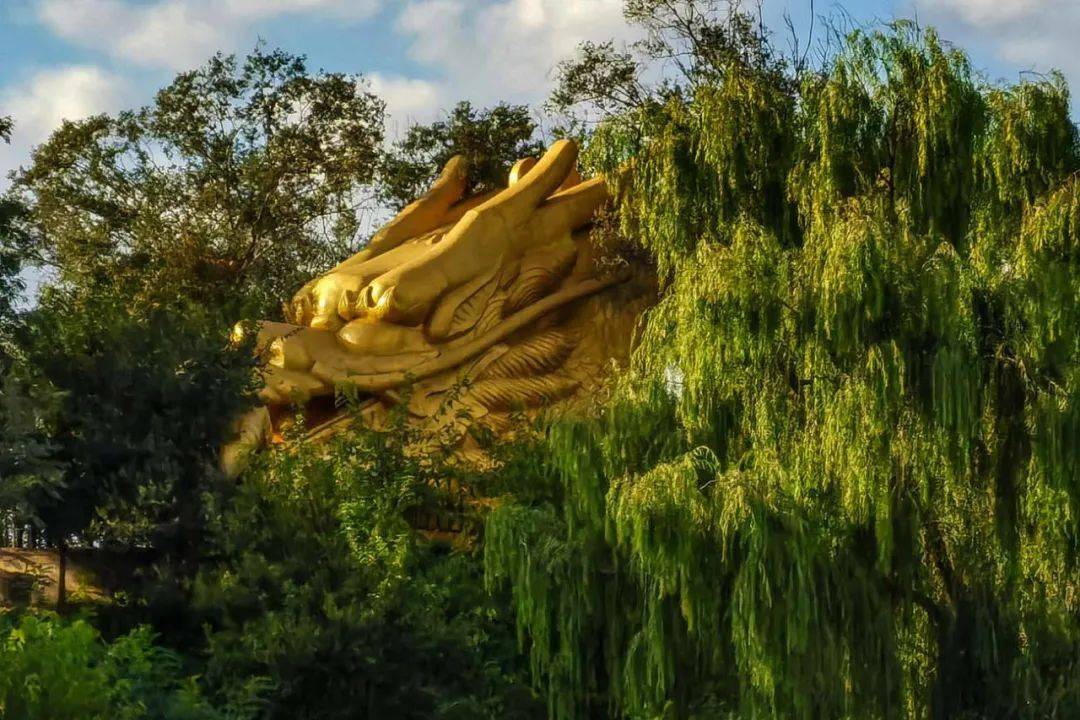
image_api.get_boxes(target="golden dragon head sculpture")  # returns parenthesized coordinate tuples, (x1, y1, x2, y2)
(224, 139, 652, 474)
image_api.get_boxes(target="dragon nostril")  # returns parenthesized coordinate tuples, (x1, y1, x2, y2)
(359, 285, 378, 309)
(338, 288, 358, 319)
(359, 283, 394, 316)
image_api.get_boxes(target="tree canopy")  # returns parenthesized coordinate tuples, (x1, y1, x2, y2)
(10, 48, 386, 317)
(486, 9, 1080, 720)
(379, 101, 544, 209)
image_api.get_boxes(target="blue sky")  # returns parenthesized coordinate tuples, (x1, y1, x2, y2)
(2, 0, 1077, 188)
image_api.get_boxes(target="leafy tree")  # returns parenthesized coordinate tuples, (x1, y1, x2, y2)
(0, 143, 32, 360)
(9, 48, 385, 317)
(193, 414, 541, 720)
(0, 611, 256, 719)
(380, 101, 544, 209)
(0, 371, 62, 548)
(0, 200, 29, 360)
(21, 290, 254, 579)
(487, 9, 1080, 720)
(549, 0, 782, 120)
(0, 117, 63, 549)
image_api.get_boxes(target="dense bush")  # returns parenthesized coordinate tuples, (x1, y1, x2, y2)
(0, 612, 250, 719)
(192, 415, 542, 720)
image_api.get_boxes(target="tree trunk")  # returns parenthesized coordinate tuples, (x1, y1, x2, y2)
(57, 540, 67, 611)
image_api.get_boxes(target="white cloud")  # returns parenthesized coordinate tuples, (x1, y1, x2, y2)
(27, 0, 639, 146)
(368, 73, 443, 132)
(395, 0, 638, 107)
(918, 0, 1043, 27)
(0, 66, 131, 185)
(36, 0, 383, 71)
(223, 0, 377, 18)
(38, 0, 230, 71)
(915, 0, 1080, 84)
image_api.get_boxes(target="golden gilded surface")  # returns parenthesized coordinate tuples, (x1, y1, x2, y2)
(223, 140, 653, 475)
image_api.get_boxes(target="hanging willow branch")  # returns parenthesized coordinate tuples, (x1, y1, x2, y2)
(486, 20, 1080, 720)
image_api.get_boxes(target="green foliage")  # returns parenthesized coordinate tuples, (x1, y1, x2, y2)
(1, 57, 552, 720)
(15, 288, 253, 560)
(0, 371, 62, 543)
(10, 48, 385, 316)
(380, 101, 544, 209)
(193, 415, 542, 720)
(0, 147, 64, 544)
(487, 13, 1080, 720)
(0, 611, 244, 719)
(550, 1, 782, 120)
(0, 194, 31, 360)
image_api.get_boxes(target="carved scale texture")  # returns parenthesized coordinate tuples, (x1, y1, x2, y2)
(469, 375, 579, 411)
(478, 330, 577, 380)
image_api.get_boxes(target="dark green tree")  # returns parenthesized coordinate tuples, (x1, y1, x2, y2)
(2, 48, 381, 595)
(0, 368, 62, 548)
(21, 290, 254, 595)
(0, 118, 32, 358)
(380, 101, 544, 209)
(10, 48, 385, 317)
(194, 414, 541, 720)
(487, 8, 1080, 719)
(0, 116, 64, 549)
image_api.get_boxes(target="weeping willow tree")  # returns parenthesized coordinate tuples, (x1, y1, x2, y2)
(485, 15, 1080, 720)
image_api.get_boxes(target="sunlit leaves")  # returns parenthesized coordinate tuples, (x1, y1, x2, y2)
(488, 14, 1080, 720)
